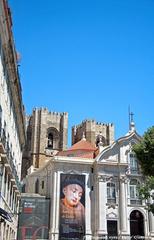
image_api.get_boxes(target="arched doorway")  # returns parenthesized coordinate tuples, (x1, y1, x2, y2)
(130, 210, 144, 238)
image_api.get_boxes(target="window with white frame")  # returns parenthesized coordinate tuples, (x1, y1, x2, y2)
(129, 152, 139, 174)
(129, 179, 142, 205)
(107, 182, 116, 203)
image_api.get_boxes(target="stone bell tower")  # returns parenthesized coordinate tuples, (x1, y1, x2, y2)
(72, 119, 114, 147)
(22, 107, 68, 178)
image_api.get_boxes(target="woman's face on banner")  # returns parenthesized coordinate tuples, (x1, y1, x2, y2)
(63, 184, 83, 206)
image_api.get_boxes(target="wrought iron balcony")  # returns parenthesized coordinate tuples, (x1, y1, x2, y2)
(130, 198, 142, 205)
(130, 167, 139, 175)
(0, 127, 21, 191)
(107, 198, 116, 204)
(0, 127, 7, 152)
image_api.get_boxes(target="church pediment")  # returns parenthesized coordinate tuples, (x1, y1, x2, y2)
(96, 131, 141, 163)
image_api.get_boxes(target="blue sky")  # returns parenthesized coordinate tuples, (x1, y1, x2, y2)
(9, 0, 154, 145)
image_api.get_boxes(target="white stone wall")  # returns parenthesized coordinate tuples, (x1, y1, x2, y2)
(0, 1, 25, 239)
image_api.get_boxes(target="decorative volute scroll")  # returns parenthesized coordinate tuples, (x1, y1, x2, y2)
(97, 175, 113, 183)
(119, 176, 128, 184)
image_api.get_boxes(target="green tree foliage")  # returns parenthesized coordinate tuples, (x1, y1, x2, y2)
(139, 176, 154, 213)
(133, 126, 154, 213)
(133, 126, 154, 176)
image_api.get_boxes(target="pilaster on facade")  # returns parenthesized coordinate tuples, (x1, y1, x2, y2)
(119, 175, 128, 235)
(96, 175, 107, 236)
(50, 171, 59, 240)
(85, 173, 92, 238)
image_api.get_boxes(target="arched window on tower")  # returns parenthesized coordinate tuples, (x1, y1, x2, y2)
(46, 127, 59, 150)
(96, 133, 106, 147)
(47, 133, 53, 149)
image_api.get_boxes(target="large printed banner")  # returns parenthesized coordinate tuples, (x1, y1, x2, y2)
(59, 174, 85, 240)
(17, 197, 50, 240)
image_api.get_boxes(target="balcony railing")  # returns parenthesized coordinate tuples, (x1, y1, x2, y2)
(107, 198, 116, 204)
(130, 167, 139, 174)
(0, 127, 7, 151)
(0, 127, 21, 191)
(130, 199, 142, 205)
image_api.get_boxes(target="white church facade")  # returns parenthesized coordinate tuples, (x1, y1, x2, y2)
(22, 128, 154, 240)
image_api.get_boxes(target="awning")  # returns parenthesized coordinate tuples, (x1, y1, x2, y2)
(0, 207, 13, 222)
